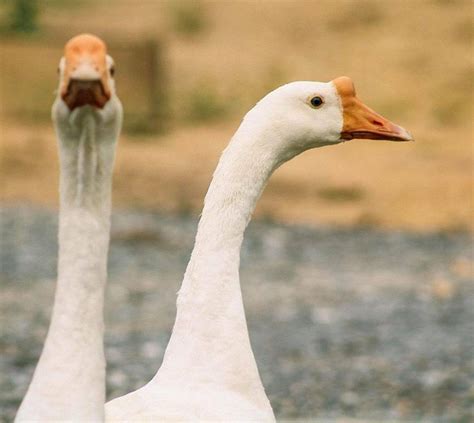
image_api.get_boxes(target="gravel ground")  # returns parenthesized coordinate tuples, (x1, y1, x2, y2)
(1, 206, 473, 422)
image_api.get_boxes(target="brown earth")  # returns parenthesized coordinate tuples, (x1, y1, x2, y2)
(0, 0, 472, 231)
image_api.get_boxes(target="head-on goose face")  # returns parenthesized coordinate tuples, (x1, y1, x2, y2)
(255, 77, 412, 154)
(57, 34, 115, 111)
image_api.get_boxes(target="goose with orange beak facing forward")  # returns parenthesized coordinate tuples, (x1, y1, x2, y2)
(105, 77, 411, 421)
(16, 34, 122, 422)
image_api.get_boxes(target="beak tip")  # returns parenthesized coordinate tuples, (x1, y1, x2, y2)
(401, 128, 414, 142)
(391, 124, 413, 142)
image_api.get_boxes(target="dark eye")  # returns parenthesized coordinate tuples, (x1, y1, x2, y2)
(310, 96, 324, 108)
(110, 66, 115, 77)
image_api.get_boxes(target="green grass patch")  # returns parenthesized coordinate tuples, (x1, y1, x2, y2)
(184, 83, 229, 123)
(318, 186, 365, 203)
(168, 0, 208, 38)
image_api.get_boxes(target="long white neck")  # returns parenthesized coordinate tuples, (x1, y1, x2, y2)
(154, 117, 285, 413)
(16, 105, 120, 421)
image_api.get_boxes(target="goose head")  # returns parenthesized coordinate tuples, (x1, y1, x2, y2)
(246, 76, 412, 161)
(56, 33, 116, 111)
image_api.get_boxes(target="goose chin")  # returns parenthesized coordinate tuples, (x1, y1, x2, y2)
(63, 80, 110, 110)
(341, 128, 413, 142)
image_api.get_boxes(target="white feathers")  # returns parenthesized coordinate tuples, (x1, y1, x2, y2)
(15, 54, 122, 421)
(105, 81, 345, 421)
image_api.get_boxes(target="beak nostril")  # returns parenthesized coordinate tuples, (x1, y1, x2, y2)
(372, 119, 384, 127)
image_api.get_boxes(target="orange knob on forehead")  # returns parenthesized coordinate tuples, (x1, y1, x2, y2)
(65, 33, 107, 58)
(64, 33, 107, 74)
(332, 76, 356, 97)
(65, 33, 106, 50)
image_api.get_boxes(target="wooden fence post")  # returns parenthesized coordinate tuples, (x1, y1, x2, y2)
(145, 39, 169, 133)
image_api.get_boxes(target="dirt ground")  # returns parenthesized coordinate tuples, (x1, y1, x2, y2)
(1, 207, 472, 421)
(1, 116, 472, 232)
(0, 0, 472, 231)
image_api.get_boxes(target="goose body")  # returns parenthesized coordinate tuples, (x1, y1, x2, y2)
(16, 34, 122, 421)
(106, 77, 412, 421)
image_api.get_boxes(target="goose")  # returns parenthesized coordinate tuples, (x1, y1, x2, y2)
(106, 76, 412, 421)
(16, 34, 122, 421)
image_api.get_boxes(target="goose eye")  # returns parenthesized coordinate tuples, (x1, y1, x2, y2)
(110, 66, 115, 77)
(310, 96, 324, 108)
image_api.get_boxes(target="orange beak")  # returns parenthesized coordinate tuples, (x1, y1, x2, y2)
(332, 76, 413, 142)
(60, 34, 111, 110)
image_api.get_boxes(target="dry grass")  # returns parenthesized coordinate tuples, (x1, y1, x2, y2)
(0, 0, 472, 231)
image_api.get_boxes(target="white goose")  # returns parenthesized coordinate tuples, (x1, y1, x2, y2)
(106, 76, 412, 421)
(16, 34, 122, 421)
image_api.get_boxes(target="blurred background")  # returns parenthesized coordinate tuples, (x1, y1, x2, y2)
(0, 0, 472, 421)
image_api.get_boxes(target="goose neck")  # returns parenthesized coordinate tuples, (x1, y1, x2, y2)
(182, 124, 280, 297)
(155, 122, 281, 412)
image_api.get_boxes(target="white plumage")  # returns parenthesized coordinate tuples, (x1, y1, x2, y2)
(105, 78, 411, 421)
(16, 34, 122, 422)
